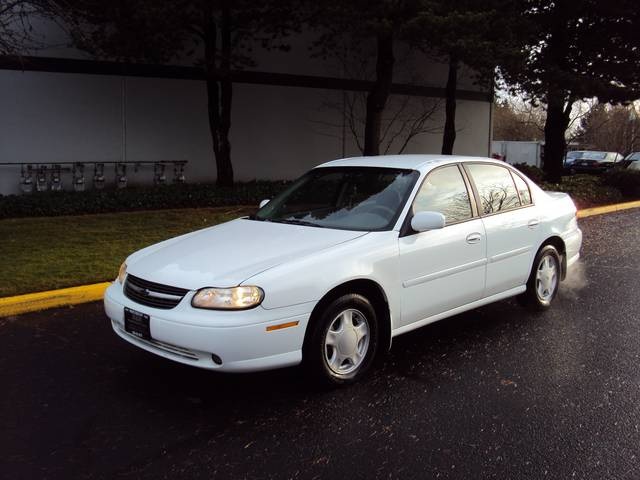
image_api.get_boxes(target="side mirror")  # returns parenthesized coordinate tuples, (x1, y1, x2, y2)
(411, 211, 445, 232)
(259, 199, 270, 209)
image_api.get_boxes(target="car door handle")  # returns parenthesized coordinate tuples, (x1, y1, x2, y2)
(528, 219, 540, 228)
(466, 233, 482, 244)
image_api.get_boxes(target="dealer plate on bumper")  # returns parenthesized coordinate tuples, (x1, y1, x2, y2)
(124, 307, 151, 340)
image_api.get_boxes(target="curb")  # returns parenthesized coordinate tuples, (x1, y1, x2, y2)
(1, 200, 640, 318)
(0, 282, 111, 318)
(576, 200, 640, 219)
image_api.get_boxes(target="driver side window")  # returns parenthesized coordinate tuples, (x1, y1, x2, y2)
(412, 165, 473, 225)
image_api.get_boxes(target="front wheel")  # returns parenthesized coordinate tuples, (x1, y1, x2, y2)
(518, 245, 561, 311)
(304, 294, 379, 386)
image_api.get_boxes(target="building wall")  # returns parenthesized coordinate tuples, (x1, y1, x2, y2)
(0, 67, 491, 195)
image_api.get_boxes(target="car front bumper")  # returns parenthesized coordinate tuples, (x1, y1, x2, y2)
(104, 282, 313, 372)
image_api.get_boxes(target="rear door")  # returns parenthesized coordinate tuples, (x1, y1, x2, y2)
(397, 164, 486, 328)
(464, 163, 539, 297)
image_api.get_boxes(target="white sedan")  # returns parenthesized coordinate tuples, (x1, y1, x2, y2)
(104, 155, 582, 385)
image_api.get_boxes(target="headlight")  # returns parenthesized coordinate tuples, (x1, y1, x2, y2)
(117, 262, 127, 284)
(191, 286, 264, 310)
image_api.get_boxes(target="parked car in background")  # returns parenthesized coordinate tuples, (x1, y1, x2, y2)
(105, 155, 582, 386)
(627, 160, 640, 171)
(564, 150, 589, 167)
(624, 152, 640, 166)
(564, 151, 624, 174)
(605, 152, 640, 171)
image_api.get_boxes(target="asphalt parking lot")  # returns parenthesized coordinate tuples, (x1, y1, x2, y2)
(2, 209, 639, 480)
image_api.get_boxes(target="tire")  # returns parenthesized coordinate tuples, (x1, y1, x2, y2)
(518, 245, 561, 311)
(303, 293, 379, 387)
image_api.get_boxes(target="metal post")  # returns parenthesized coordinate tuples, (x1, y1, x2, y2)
(487, 77, 495, 157)
(121, 76, 127, 164)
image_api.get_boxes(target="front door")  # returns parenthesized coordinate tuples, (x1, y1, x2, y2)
(398, 164, 486, 329)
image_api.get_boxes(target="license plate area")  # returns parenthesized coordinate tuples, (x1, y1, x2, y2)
(124, 307, 151, 340)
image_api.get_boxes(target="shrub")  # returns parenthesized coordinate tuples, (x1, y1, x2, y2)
(602, 169, 640, 197)
(511, 163, 545, 183)
(540, 174, 623, 209)
(0, 181, 290, 219)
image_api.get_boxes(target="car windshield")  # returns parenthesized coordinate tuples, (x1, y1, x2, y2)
(626, 152, 640, 161)
(251, 167, 419, 231)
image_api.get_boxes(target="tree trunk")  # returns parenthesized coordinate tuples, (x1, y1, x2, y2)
(441, 55, 458, 155)
(543, 92, 572, 183)
(217, 2, 233, 186)
(541, 1, 571, 183)
(204, 3, 234, 187)
(363, 33, 394, 156)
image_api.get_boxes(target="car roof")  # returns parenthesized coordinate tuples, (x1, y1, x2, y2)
(571, 150, 618, 155)
(316, 154, 506, 173)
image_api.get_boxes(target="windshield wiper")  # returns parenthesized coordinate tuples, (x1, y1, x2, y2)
(270, 218, 326, 228)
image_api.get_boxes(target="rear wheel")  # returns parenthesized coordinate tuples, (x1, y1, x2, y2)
(304, 294, 379, 386)
(518, 245, 561, 311)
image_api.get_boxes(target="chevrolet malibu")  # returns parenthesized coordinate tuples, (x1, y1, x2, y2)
(105, 155, 582, 385)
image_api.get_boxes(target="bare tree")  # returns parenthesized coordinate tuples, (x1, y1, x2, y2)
(574, 103, 640, 155)
(312, 46, 443, 155)
(493, 98, 545, 141)
(315, 91, 441, 155)
(0, 0, 50, 56)
(493, 96, 603, 149)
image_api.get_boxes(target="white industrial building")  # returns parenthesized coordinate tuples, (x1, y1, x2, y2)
(0, 23, 493, 196)
(491, 140, 544, 167)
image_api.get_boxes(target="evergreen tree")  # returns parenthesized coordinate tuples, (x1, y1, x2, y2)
(60, 0, 298, 186)
(501, 0, 640, 181)
(410, 0, 525, 154)
(309, 0, 422, 156)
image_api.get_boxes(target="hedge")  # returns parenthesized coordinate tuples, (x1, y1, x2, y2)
(3, 168, 639, 219)
(602, 169, 640, 196)
(511, 163, 545, 183)
(0, 181, 290, 219)
(540, 174, 624, 208)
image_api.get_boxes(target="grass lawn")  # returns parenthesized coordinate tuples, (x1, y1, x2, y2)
(0, 206, 253, 297)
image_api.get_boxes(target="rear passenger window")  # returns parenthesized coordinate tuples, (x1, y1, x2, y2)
(467, 164, 521, 214)
(413, 165, 472, 224)
(512, 173, 532, 205)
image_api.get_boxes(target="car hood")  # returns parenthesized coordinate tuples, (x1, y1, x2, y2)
(126, 218, 368, 289)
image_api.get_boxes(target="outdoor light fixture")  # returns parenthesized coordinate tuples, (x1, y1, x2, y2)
(94, 163, 105, 189)
(50, 164, 62, 191)
(36, 165, 48, 192)
(154, 162, 166, 185)
(116, 163, 127, 189)
(173, 162, 186, 184)
(20, 165, 34, 194)
(73, 163, 85, 192)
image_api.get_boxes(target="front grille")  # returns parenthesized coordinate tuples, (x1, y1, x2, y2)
(124, 274, 189, 309)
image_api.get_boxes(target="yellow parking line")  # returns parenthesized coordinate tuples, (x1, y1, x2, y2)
(577, 200, 640, 219)
(0, 282, 111, 318)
